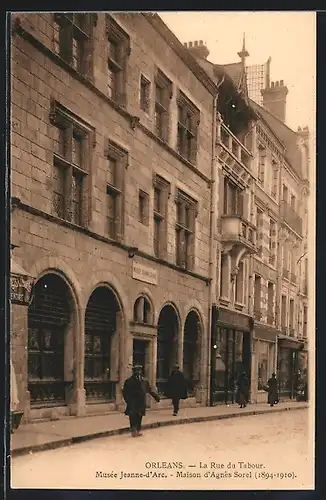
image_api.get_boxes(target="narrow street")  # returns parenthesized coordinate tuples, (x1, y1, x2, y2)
(11, 409, 313, 490)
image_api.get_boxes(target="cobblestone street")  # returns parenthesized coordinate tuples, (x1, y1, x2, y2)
(11, 409, 313, 490)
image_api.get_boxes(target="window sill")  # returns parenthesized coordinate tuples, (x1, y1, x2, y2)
(219, 297, 230, 306)
(234, 302, 245, 310)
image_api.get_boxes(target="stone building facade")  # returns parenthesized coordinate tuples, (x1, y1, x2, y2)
(10, 12, 218, 421)
(184, 38, 310, 404)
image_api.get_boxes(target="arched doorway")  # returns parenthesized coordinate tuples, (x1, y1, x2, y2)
(28, 273, 73, 406)
(183, 310, 201, 393)
(156, 305, 179, 396)
(84, 286, 120, 402)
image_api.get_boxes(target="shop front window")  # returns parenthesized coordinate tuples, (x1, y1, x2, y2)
(257, 341, 269, 390)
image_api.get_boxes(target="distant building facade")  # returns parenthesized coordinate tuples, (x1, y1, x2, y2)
(184, 37, 310, 404)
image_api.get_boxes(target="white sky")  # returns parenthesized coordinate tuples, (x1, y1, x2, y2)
(159, 11, 316, 134)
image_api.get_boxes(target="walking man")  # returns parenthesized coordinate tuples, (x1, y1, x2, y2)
(267, 372, 279, 407)
(236, 371, 249, 408)
(122, 365, 160, 437)
(167, 364, 188, 416)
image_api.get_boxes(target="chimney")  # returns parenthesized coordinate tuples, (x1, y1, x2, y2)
(184, 40, 210, 60)
(260, 79, 289, 122)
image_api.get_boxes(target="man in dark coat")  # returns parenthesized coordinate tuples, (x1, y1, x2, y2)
(267, 372, 279, 407)
(236, 372, 249, 408)
(122, 365, 160, 437)
(167, 364, 188, 416)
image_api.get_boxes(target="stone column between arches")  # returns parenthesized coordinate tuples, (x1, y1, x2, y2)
(68, 304, 86, 417)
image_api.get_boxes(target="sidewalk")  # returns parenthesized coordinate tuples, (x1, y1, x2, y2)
(11, 401, 308, 457)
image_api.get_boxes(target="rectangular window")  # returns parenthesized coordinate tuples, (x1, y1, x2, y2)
(235, 261, 244, 304)
(258, 146, 265, 184)
(256, 208, 264, 258)
(140, 75, 150, 113)
(177, 91, 200, 164)
(154, 69, 172, 141)
(254, 275, 261, 320)
(271, 163, 278, 198)
(269, 219, 277, 265)
(105, 139, 128, 241)
(282, 184, 288, 203)
(281, 295, 287, 331)
(267, 282, 274, 324)
(289, 299, 294, 334)
(106, 15, 130, 105)
(53, 13, 93, 76)
(175, 190, 197, 270)
(303, 306, 307, 338)
(223, 178, 244, 216)
(153, 175, 169, 258)
(50, 101, 93, 226)
(139, 190, 149, 225)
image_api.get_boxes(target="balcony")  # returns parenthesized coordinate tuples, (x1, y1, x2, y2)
(220, 215, 257, 255)
(280, 201, 302, 236)
(219, 123, 252, 172)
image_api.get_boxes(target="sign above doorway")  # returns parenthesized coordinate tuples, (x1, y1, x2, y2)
(132, 262, 158, 285)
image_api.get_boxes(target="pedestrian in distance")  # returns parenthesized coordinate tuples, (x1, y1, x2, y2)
(267, 372, 279, 407)
(167, 364, 188, 416)
(236, 371, 249, 408)
(122, 365, 160, 437)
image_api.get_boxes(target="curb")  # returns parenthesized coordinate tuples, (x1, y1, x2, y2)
(11, 404, 308, 458)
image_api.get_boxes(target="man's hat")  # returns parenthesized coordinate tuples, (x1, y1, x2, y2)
(132, 364, 143, 372)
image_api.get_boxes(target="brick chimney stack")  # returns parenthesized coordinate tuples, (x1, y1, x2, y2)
(261, 80, 289, 123)
(184, 40, 210, 60)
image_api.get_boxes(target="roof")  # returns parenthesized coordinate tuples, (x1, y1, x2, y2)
(249, 99, 302, 178)
(144, 14, 219, 96)
(219, 62, 243, 88)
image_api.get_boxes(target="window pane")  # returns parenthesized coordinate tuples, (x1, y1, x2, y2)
(108, 39, 119, 62)
(155, 108, 163, 137)
(72, 35, 83, 73)
(108, 65, 116, 99)
(107, 192, 117, 238)
(154, 187, 161, 213)
(53, 22, 60, 56)
(71, 171, 83, 225)
(53, 164, 65, 218)
(53, 126, 66, 157)
(154, 218, 160, 257)
(107, 157, 116, 186)
(72, 130, 83, 166)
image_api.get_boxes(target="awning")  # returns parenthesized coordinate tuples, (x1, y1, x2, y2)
(278, 334, 305, 350)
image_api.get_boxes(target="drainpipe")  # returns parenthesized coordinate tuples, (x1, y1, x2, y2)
(207, 76, 225, 406)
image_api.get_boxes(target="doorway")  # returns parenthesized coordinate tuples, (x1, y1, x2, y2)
(133, 339, 149, 378)
(211, 327, 251, 405)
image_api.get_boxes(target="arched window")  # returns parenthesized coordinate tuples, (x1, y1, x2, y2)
(133, 296, 152, 324)
(28, 273, 72, 406)
(84, 286, 120, 401)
